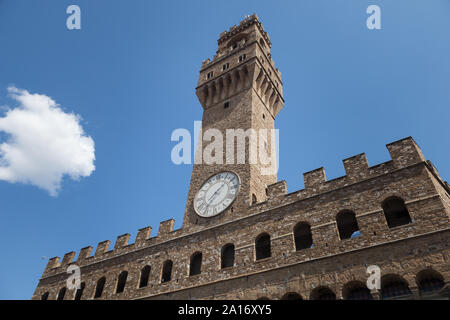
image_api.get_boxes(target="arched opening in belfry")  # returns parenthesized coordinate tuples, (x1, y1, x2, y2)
(382, 197, 412, 228)
(293, 222, 313, 251)
(94, 276, 106, 298)
(161, 260, 173, 283)
(336, 210, 360, 239)
(416, 269, 445, 294)
(259, 38, 266, 49)
(41, 292, 49, 300)
(57, 287, 66, 300)
(139, 265, 151, 288)
(116, 271, 128, 294)
(255, 233, 271, 260)
(342, 281, 373, 300)
(227, 33, 248, 50)
(189, 252, 202, 276)
(221, 243, 235, 269)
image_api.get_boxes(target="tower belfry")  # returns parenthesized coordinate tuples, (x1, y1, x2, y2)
(183, 14, 285, 230)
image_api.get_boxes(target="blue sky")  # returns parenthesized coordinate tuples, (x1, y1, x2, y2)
(0, 0, 449, 299)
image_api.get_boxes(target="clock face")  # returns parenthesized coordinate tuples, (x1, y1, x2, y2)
(194, 171, 240, 218)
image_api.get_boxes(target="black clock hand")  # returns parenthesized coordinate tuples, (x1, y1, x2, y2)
(207, 183, 225, 203)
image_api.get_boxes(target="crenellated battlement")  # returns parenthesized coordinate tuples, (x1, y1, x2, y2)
(263, 137, 431, 204)
(41, 136, 443, 280)
(200, 13, 280, 81)
(218, 14, 271, 48)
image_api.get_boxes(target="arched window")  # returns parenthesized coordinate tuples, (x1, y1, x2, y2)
(416, 269, 445, 294)
(116, 271, 128, 293)
(189, 252, 202, 276)
(221, 244, 235, 269)
(41, 292, 49, 300)
(381, 274, 412, 299)
(161, 260, 173, 283)
(255, 233, 271, 260)
(227, 34, 248, 50)
(342, 281, 373, 300)
(57, 287, 66, 300)
(251, 194, 257, 205)
(293, 222, 313, 251)
(94, 276, 106, 298)
(281, 292, 302, 300)
(382, 197, 412, 228)
(74, 282, 85, 300)
(139, 265, 151, 288)
(336, 210, 360, 239)
(259, 38, 266, 48)
(310, 286, 336, 300)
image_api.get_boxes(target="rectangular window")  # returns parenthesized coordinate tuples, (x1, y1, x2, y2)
(224, 102, 229, 109)
(238, 54, 246, 63)
(207, 71, 214, 79)
(222, 63, 229, 71)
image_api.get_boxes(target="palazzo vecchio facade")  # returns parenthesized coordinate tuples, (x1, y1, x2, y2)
(33, 15, 450, 300)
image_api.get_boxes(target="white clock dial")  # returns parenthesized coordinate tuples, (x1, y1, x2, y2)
(194, 171, 240, 218)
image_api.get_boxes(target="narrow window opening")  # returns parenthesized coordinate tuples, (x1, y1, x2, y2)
(116, 271, 128, 294)
(139, 265, 151, 288)
(336, 210, 360, 240)
(161, 260, 173, 283)
(255, 233, 271, 260)
(189, 252, 202, 276)
(221, 244, 235, 269)
(382, 197, 412, 228)
(57, 287, 66, 300)
(74, 282, 85, 300)
(294, 222, 313, 251)
(94, 277, 106, 298)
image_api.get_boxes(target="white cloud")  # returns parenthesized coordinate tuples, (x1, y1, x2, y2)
(0, 87, 95, 196)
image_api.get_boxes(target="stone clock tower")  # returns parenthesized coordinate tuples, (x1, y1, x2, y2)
(33, 14, 450, 301)
(182, 14, 285, 231)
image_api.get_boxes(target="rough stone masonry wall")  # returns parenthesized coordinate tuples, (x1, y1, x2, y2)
(32, 137, 450, 300)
